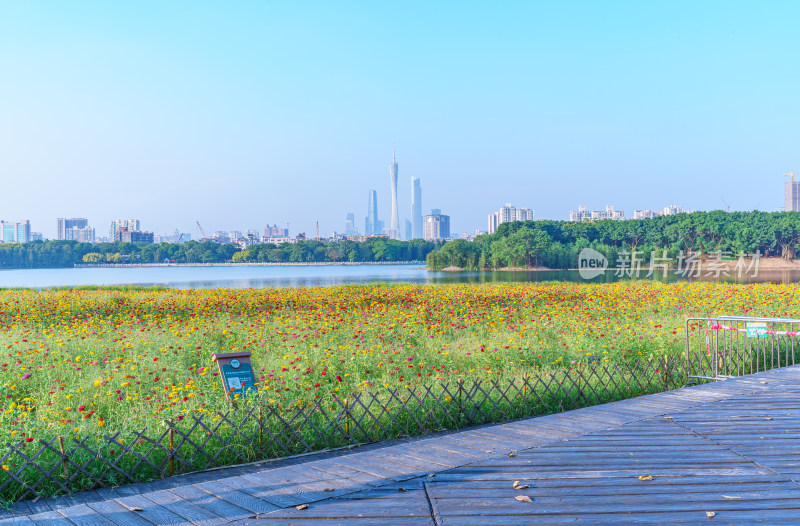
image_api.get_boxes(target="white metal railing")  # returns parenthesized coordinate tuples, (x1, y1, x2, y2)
(686, 316, 800, 382)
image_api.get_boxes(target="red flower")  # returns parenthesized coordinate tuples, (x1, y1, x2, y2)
(25, 437, 33, 443)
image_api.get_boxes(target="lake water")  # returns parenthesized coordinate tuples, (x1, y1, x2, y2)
(2, 264, 800, 289)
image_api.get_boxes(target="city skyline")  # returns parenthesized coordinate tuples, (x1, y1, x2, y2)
(1, 2, 799, 238)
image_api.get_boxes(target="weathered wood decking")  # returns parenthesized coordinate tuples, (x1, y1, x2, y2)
(4, 366, 800, 525)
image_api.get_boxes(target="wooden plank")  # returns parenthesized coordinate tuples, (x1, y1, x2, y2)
(0, 517, 37, 526)
(304, 459, 389, 486)
(169, 485, 252, 522)
(221, 473, 309, 508)
(237, 518, 435, 525)
(27, 511, 74, 526)
(141, 490, 228, 526)
(83, 500, 154, 526)
(114, 495, 191, 526)
(192, 481, 278, 515)
(56, 504, 116, 526)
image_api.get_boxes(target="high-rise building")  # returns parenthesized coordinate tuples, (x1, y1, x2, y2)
(423, 209, 450, 241)
(365, 189, 381, 236)
(388, 144, 400, 239)
(0, 220, 31, 243)
(110, 219, 141, 241)
(345, 213, 358, 236)
(411, 176, 422, 239)
(57, 218, 88, 240)
(405, 219, 412, 241)
(786, 180, 800, 212)
(487, 204, 534, 234)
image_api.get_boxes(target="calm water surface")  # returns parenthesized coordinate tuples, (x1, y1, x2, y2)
(1, 264, 799, 289)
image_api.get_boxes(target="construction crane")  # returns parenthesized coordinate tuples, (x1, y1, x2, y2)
(784, 169, 800, 182)
(196, 220, 209, 242)
(721, 198, 731, 212)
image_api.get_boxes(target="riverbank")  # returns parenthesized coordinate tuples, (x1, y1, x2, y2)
(74, 260, 425, 268)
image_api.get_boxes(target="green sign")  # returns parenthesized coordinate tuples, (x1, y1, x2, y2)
(746, 322, 768, 338)
(213, 352, 257, 401)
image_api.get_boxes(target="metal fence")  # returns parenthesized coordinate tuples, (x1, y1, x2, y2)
(686, 316, 800, 382)
(0, 357, 685, 503)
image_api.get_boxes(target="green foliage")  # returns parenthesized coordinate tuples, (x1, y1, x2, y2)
(0, 239, 437, 269)
(428, 211, 800, 269)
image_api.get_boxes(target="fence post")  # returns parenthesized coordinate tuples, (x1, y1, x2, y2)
(168, 422, 175, 477)
(57, 436, 68, 481)
(457, 379, 465, 425)
(344, 398, 350, 442)
(522, 372, 528, 398)
(258, 407, 263, 449)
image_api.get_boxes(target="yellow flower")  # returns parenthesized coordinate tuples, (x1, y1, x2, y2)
(2, 465, 9, 471)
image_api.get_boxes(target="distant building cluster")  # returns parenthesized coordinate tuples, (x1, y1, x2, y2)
(359, 145, 451, 241)
(569, 205, 625, 222)
(569, 204, 690, 222)
(633, 204, 692, 219)
(487, 203, 534, 234)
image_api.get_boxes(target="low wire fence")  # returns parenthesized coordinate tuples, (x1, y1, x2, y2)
(686, 316, 800, 382)
(1, 357, 685, 503)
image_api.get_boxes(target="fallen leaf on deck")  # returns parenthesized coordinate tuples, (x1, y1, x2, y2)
(513, 483, 530, 490)
(765, 417, 773, 420)
(296, 504, 309, 511)
(124, 506, 143, 512)
(398, 487, 407, 492)
(706, 511, 716, 518)
(663, 416, 673, 420)
(638, 475, 654, 481)
(323, 488, 335, 492)
(428, 473, 435, 478)
(508, 453, 517, 457)
(515, 495, 533, 503)
(721, 495, 740, 499)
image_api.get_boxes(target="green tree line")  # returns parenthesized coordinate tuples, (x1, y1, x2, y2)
(0, 238, 438, 269)
(427, 211, 800, 270)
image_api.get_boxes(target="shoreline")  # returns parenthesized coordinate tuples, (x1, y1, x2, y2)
(71, 261, 425, 269)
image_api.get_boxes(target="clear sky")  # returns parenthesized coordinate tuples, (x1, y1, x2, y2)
(1, 1, 799, 239)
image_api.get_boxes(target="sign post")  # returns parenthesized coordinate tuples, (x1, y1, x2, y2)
(212, 351, 257, 401)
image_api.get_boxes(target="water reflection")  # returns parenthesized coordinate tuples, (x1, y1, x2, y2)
(1, 264, 800, 289)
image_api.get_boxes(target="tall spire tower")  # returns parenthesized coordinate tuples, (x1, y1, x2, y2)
(388, 141, 400, 239)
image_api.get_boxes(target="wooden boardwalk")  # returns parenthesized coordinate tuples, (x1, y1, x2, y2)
(4, 366, 800, 525)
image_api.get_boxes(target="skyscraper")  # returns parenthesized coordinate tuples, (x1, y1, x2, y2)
(365, 189, 380, 236)
(411, 176, 422, 239)
(786, 179, 800, 211)
(388, 143, 400, 239)
(423, 209, 450, 241)
(345, 213, 358, 236)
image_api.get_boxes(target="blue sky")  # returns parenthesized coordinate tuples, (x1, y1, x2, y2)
(1, 1, 799, 239)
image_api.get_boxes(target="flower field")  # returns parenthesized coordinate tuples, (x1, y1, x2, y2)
(1, 281, 795, 447)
